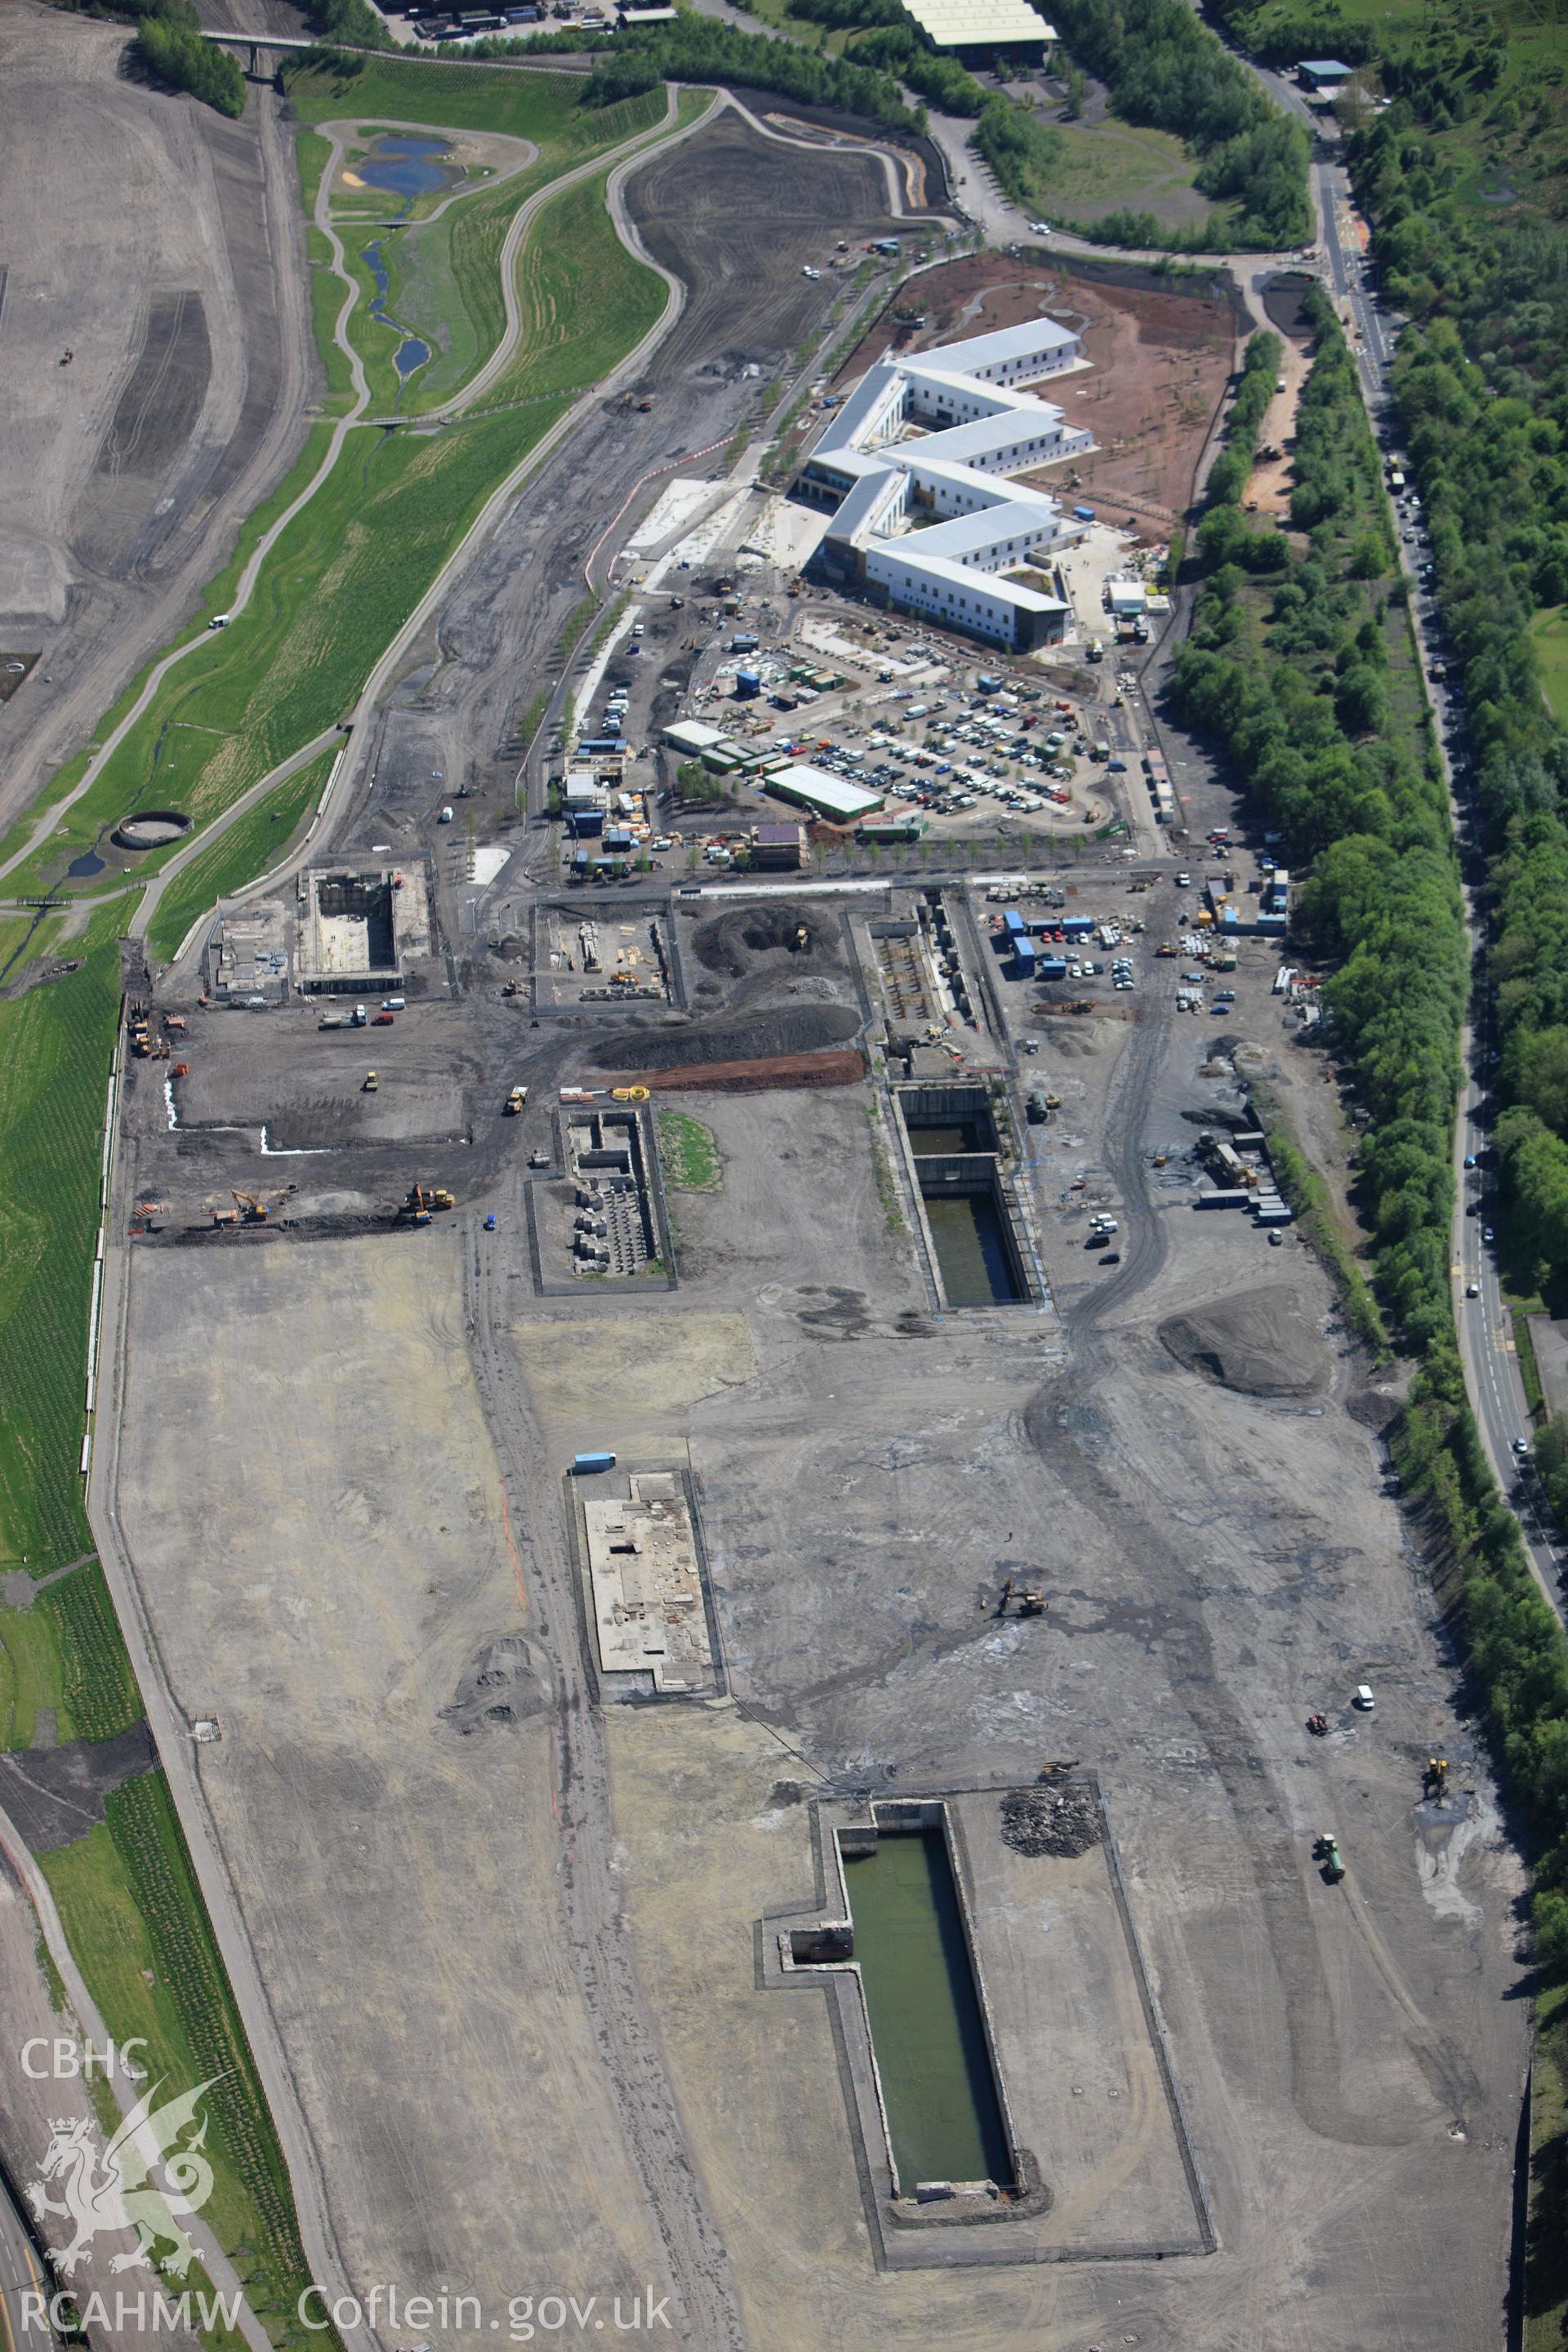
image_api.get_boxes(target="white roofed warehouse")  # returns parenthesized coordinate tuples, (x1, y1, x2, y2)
(800, 314, 1090, 653)
(901, 0, 1054, 63)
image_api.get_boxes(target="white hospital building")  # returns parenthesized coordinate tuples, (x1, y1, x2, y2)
(800, 316, 1093, 653)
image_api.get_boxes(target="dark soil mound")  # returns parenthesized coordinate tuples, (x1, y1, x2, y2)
(593, 1003, 860, 1071)
(692, 903, 835, 977)
(1159, 1284, 1328, 1398)
(1347, 1385, 1402, 1432)
(1000, 1781, 1099, 1860)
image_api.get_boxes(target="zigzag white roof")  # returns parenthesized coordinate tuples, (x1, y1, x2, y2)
(808, 315, 1092, 640)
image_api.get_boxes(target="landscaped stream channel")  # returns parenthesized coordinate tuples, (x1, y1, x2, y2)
(354, 137, 452, 395)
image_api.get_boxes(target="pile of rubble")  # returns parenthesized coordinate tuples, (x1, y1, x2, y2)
(1000, 1778, 1099, 1860)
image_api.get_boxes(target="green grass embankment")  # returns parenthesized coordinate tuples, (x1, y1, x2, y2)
(469, 167, 668, 416)
(42, 1775, 315, 2352)
(146, 748, 339, 964)
(0, 900, 130, 1574)
(10, 410, 564, 900)
(0, 424, 338, 887)
(656, 1110, 721, 1191)
(1530, 1977, 1568, 2350)
(1250, 1082, 1391, 1361)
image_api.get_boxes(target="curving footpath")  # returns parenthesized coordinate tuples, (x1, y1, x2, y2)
(0, 89, 689, 894)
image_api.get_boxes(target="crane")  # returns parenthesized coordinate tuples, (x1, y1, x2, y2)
(231, 1191, 269, 1223)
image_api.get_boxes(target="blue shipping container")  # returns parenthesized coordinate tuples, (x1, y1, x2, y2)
(1062, 915, 1094, 937)
(1038, 958, 1068, 980)
(1003, 909, 1025, 934)
(572, 1450, 617, 1474)
(1073, 504, 1096, 520)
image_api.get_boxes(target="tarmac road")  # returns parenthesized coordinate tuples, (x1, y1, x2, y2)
(0, 2164, 56, 2352)
(1294, 142, 1568, 1623)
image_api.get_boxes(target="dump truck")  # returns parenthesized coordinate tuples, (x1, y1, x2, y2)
(363, 1071, 379, 1093)
(504, 1085, 529, 1115)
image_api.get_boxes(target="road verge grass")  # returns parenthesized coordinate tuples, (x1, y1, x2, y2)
(656, 1110, 721, 1192)
(42, 1776, 314, 2352)
(1250, 1081, 1391, 1361)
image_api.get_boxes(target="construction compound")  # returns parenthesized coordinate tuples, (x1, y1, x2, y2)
(580, 1468, 719, 1696)
(295, 864, 432, 995)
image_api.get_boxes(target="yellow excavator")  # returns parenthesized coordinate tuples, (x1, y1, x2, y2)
(232, 1190, 269, 1223)
(998, 1579, 1046, 1618)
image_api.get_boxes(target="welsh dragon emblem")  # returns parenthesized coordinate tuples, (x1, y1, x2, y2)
(27, 2077, 223, 2278)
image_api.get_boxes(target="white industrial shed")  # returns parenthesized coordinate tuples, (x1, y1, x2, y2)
(764, 766, 884, 822)
(901, 0, 1054, 52)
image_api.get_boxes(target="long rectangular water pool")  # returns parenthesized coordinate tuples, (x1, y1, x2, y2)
(921, 1188, 1022, 1307)
(840, 1825, 1013, 2191)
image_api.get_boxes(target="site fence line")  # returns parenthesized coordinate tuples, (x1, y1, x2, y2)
(81, 1022, 124, 1488)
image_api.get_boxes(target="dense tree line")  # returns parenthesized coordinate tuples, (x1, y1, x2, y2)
(1346, 94, 1568, 1298)
(1205, 327, 1280, 506)
(1330, 78, 1568, 2013)
(1040, 0, 1310, 247)
(133, 1, 246, 111)
(486, 13, 927, 129)
(302, 0, 392, 47)
(971, 96, 1064, 189)
(848, 24, 990, 117)
(1178, 285, 1568, 1993)
(1175, 293, 1466, 1354)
